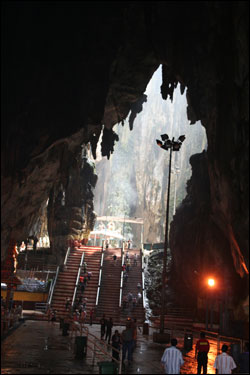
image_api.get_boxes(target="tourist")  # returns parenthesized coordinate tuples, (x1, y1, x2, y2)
(122, 295, 128, 310)
(123, 272, 128, 283)
(100, 314, 107, 340)
(127, 292, 133, 306)
(133, 253, 137, 266)
(80, 282, 85, 294)
(106, 240, 109, 250)
(83, 261, 87, 273)
(195, 331, 210, 374)
(65, 297, 71, 311)
(80, 309, 86, 324)
(132, 296, 137, 310)
(112, 330, 121, 362)
(87, 271, 92, 281)
(126, 250, 129, 260)
(161, 338, 184, 374)
(137, 291, 142, 303)
(126, 259, 131, 272)
(51, 309, 57, 325)
(239, 342, 249, 374)
(83, 274, 88, 286)
(19, 241, 26, 252)
(137, 282, 141, 290)
(122, 264, 126, 272)
(113, 254, 117, 265)
(121, 318, 134, 365)
(213, 344, 236, 374)
(33, 236, 38, 251)
(128, 239, 131, 249)
(105, 317, 113, 344)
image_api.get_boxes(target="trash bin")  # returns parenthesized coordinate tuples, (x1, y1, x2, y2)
(59, 318, 64, 329)
(75, 336, 87, 359)
(62, 322, 70, 336)
(98, 361, 118, 374)
(143, 322, 149, 335)
(230, 343, 241, 364)
(184, 333, 193, 350)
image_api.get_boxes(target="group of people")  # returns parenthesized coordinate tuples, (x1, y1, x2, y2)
(122, 289, 142, 312)
(99, 315, 141, 366)
(161, 331, 249, 374)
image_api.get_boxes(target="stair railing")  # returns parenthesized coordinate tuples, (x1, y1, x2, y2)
(77, 325, 122, 374)
(71, 252, 85, 308)
(119, 242, 125, 307)
(47, 265, 60, 306)
(95, 244, 105, 306)
(64, 246, 71, 267)
(141, 251, 146, 309)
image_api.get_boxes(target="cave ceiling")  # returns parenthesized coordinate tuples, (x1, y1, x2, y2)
(1, 0, 249, 296)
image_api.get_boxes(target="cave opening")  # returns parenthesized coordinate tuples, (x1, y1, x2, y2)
(93, 65, 207, 250)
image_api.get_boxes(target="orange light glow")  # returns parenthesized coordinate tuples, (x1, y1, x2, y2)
(208, 278, 215, 287)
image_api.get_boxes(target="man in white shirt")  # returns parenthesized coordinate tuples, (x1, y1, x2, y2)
(213, 344, 237, 374)
(161, 338, 184, 374)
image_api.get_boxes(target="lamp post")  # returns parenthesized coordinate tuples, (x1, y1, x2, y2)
(156, 134, 186, 334)
(206, 277, 216, 330)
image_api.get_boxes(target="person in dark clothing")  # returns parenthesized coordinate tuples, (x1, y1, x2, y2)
(105, 317, 113, 344)
(239, 342, 249, 374)
(81, 283, 85, 294)
(33, 236, 38, 251)
(24, 238, 28, 250)
(195, 332, 210, 374)
(112, 330, 121, 362)
(100, 314, 107, 340)
(121, 319, 134, 365)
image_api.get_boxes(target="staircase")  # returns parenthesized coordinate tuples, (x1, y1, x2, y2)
(151, 308, 194, 330)
(121, 249, 145, 324)
(76, 246, 102, 323)
(50, 248, 84, 318)
(96, 248, 122, 323)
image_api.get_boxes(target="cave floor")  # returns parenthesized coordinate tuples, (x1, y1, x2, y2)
(1, 320, 234, 374)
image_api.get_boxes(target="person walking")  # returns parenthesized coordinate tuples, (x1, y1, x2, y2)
(113, 254, 117, 265)
(105, 317, 113, 344)
(213, 344, 236, 374)
(126, 259, 131, 273)
(161, 338, 184, 374)
(65, 297, 71, 311)
(133, 253, 138, 266)
(87, 271, 92, 281)
(100, 314, 107, 340)
(112, 330, 121, 362)
(239, 342, 249, 374)
(121, 319, 134, 366)
(195, 331, 210, 374)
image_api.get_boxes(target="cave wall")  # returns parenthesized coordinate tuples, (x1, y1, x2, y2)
(2, 0, 249, 304)
(47, 147, 97, 264)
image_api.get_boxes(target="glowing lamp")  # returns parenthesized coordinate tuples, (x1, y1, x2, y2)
(208, 278, 215, 287)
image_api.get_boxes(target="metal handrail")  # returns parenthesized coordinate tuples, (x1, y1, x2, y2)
(142, 267, 146, 309)
(71, 252, 85, 307)
(64, 247, 70, 266)
(95, 246, 105, 306)
(79, 325, 122, 374)
(119, 243, 125, 307)
(48, 265, 59, 306)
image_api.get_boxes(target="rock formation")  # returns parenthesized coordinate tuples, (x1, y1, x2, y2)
(2, 2, 248, 318)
